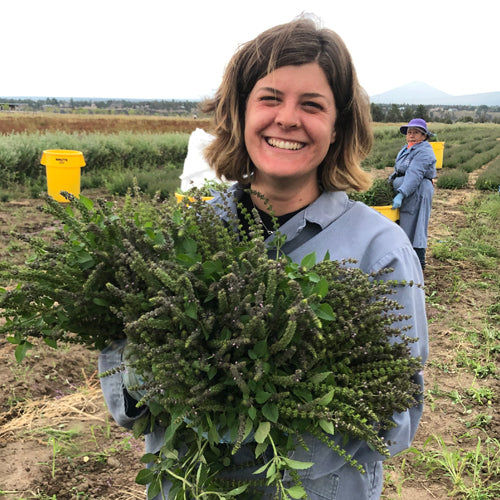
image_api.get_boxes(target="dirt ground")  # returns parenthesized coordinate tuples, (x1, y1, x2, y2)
(0, 170, 498, 499)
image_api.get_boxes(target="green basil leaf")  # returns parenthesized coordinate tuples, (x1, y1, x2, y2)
(317, 303, 336, 321)
(283, 458, 314, 470)
(318, 389, 334, 405)
(286, 485, 308, 499)
(15, 341, 32, 363)
(255, 390, 271, 404)
(319, 419, 335, 435)
(135, 468, 155, 485)
(140, 453, 159, 464)
(262, 402, 279, 423)
(227, 485, 249, 496)
(300, 252, 317, 270)
(255, 421, 270, 443)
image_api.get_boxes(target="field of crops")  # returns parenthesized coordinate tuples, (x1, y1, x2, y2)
(0, 114, 499, 499)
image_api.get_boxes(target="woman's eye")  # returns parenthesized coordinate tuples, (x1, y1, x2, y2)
(303, 101, 323, 110)
(260, 95, 279, 103)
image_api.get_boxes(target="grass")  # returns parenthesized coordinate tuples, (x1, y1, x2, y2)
(408, 435, 500, 499)
(383, 188, 500, 499)
(0, 366, 145, 499)
(430, 193, 500, 268)
(37, 427, 81, 479)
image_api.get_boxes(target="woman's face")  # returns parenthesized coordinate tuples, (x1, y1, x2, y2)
(244, 62, 337, 186)
(406, 127, 426, 143)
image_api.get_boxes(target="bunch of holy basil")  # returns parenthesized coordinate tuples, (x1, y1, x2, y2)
(0, 188, 422, 499)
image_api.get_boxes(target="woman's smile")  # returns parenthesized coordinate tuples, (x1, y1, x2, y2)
(265, 137, 305, 150)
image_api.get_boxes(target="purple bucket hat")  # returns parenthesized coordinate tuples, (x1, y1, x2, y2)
(400, 118, 432, 136)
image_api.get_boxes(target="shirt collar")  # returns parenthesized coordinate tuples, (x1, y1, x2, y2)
(211, 184, 350, 235)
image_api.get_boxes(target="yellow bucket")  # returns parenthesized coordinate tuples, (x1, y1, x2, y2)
(175, 193, 214, 204)
(372, 205, 399, 222)
(430, 142, 445, 169)
(41, 150, 85, 202)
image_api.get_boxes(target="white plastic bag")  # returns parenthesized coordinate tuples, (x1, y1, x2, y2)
(180, 128, 218, 191)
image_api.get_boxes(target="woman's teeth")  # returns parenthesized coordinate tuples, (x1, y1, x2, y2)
(266, 138, 304, 150)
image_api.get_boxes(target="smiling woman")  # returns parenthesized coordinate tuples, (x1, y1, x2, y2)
(99, 15, 429, 500)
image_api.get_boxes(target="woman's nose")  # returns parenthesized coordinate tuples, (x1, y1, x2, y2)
(276, 103, 299, 129)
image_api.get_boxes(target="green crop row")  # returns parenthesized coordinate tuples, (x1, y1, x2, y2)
(476, 155, 500, 191)
(365, 123, 500, 173)
(0, 123, 498, 196)
(0, 131, 189, 187)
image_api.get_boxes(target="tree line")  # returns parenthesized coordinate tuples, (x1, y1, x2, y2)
(1, 98, 499, 123)
(371, 103, 500, 124)
(1, 98, 201, 117)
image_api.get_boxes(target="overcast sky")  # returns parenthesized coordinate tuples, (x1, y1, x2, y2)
(3, 0, 498, 100)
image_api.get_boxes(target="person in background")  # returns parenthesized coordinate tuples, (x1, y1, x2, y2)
(390, 118, 437, 270)
(100, 16, 429, 500)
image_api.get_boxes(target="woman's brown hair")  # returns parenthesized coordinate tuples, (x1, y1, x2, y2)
(202, 16, 373, 192)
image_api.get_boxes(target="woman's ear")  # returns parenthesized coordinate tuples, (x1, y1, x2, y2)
(330, 128, 337, 144)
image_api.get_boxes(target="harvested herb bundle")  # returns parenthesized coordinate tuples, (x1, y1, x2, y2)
(0, 189, 422, 499)
(348, 178, 395, 206)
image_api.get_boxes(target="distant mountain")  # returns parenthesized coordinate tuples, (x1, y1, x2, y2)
(370, 82, 500, 106)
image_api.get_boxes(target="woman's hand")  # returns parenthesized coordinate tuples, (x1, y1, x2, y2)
(392, 192, 404, 209)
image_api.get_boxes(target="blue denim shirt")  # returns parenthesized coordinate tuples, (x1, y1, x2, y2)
(99, 184, 428, 500)
(392, 141, 436, 198)
(391, 141, 437, 248)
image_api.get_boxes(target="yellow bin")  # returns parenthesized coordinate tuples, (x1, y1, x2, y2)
(430, 142, 445, 169)
(174, 193, 214, 204)
(41, 149, 85, 202)
(372, 205, 399, 222)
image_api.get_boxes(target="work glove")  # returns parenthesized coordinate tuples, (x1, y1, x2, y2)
(392, 192, 404, 209)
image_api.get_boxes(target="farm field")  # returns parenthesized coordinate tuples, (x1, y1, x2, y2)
(0, 113, 210, 135)
(0, 116, 499, 499)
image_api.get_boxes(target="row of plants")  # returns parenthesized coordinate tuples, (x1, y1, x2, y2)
(1, 123, 497, 182)
(436, 153, 500, 190)
(365, 123, 499, 171)
(435, 170, 470, 190)
(0, 124, 498, 203)
(428, 124, 500, 175)
(448, 143, 500, 174)
(0, 131, 189, 187)
(476, 156, 500, 190)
